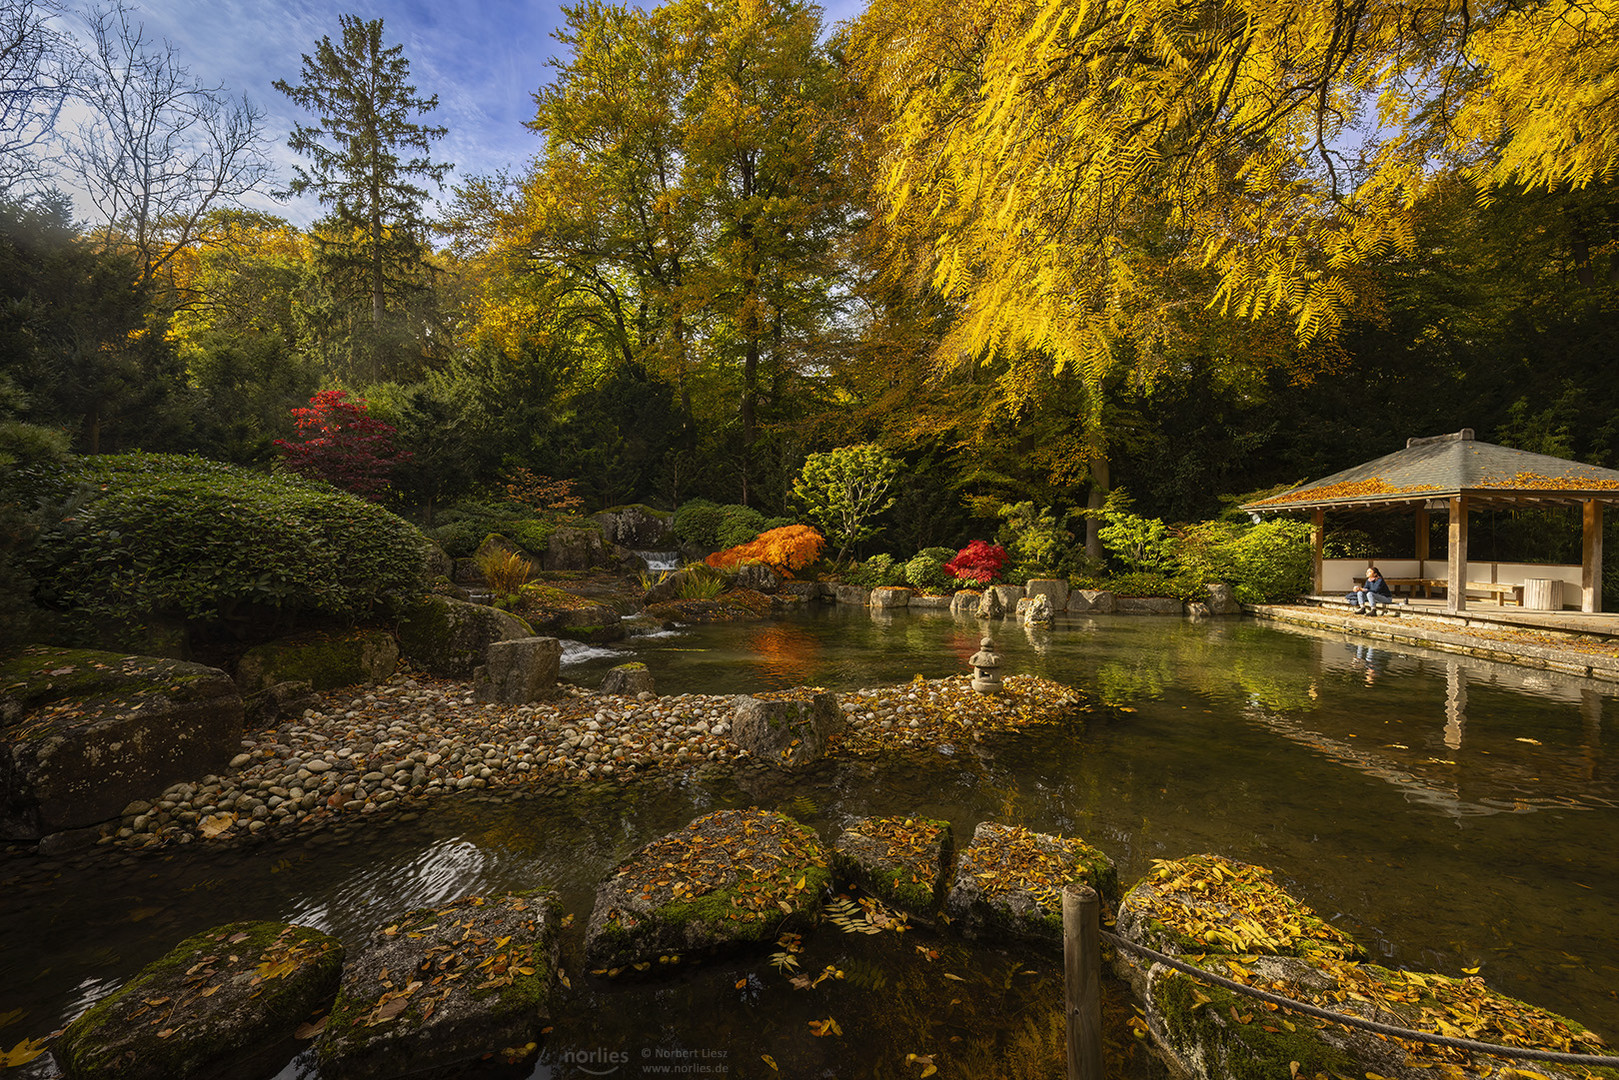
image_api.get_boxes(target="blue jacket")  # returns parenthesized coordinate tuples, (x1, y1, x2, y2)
(1364, 575, 1392, 597)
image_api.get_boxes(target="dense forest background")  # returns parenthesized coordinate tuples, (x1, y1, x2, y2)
(3, 0, 1616, 564)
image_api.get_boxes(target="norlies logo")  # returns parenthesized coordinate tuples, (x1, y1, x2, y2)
(560, 1047, 631, 1075)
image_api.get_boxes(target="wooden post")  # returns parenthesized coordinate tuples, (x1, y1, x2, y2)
(1312, 508, 1325, 596)
(1414, 506, 1430, 578)
(1064, 884, 1103, 1080)
(1447, 497, 1468, 613)
(1582, 500, 1603, 614)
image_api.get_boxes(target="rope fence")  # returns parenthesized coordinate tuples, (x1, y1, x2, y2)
(1060, 884, 1619, 1079)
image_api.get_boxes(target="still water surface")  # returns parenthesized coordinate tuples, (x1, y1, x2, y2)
(3, 608, 1617, 1078)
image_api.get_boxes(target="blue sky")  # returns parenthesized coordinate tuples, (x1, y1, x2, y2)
(126, 0, 867, 225)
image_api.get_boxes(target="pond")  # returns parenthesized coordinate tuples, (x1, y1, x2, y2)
(4, 606, 1617, 1079)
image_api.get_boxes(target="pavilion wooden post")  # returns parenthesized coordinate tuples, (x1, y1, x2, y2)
(1582, 500, 1603, 613)
(1414, 506, 1430, 578)
(1447, 497, 1469, 613)
(1312, 508, 1325, 595)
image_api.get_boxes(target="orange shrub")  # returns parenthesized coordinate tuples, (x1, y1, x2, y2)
(706, 525, 826, 576)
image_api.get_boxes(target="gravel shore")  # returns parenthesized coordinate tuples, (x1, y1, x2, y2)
(95, 672, 1087, 852)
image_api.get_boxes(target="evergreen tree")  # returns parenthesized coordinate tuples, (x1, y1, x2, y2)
(274, 15, 451, 378)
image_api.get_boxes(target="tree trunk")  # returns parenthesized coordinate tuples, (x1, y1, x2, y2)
(1084, 452, 1110, 561)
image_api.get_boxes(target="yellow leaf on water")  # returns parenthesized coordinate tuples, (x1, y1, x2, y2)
(0, 1037, 50, 1067)
(943, 972, 966, 982)
(761, 1054, 778, 1071)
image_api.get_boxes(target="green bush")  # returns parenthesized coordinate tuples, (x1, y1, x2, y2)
(26, 453, 429, 623)
(997, 501, 1077, 577)
(431, 501, 556, 558)
(673, 499, 774, 551)
(716, 505, 767, 550)
(851, 553, 904, 588)
(905, 546, 958, 592)
(1105, 570, 1192, 599)
(1216, 519, 1314, 603)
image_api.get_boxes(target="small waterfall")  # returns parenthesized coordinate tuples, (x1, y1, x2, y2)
(635, 550, 683, 573)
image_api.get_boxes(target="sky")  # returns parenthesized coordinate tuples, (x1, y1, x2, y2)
(115, 0, 868, 226)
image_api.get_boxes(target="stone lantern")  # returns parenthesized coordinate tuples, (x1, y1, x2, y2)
(969, 636, 1003, 694)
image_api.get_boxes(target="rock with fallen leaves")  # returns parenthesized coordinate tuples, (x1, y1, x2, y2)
(54, 921, 342, 1080)
(584, 807, 832, 972)
(730, 693, 842, 765)
(943, 822, 1119, 948)
(1114, 854, 1365, 998)
(0, 647, 242, 840)
(832, 816, 954, 919)
(316, 890, 562, 1079)
(1147, 954, 1613, 1080)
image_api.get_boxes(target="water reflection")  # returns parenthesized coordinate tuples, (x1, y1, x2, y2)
(282, 838, 491, 934)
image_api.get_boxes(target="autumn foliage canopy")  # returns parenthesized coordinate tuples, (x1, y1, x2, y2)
(275, 389, 408, 499)
(706, 525, 826, 575)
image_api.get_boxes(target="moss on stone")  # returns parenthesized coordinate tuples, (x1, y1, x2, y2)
(1153, 970, 1357, 1080)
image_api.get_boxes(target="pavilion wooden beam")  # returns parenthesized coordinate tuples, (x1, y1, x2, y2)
(1312, 508, 1325, 595)
(1447, 496, 1469, 613)
(1583, 500, 1603, 613)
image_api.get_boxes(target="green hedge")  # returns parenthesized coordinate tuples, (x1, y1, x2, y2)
(27, 453, 429, 622)
(430, 501, 557, 558)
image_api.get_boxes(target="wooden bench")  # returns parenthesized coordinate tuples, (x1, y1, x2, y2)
(1385, 577, 1445, 599)
(1466, 582, 1523, 606)
(1368, 578, 1523, 605)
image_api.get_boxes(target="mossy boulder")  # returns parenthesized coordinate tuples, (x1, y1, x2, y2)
(317, 891, 563, 1080)
(1114, 854, 1365, 998)
(600, 662, 654, 696)
(584, 808, 831, 971)
(55, 921, 342, 1080)
(943, 822, 1118, 948)
(832, 816, 954, 919)
(235, 629, 398, 695)
(395, 596, 533, 678)
(592, 504, 675, 549)
(1147, 954, 1616, 1080)
(729, 693, 842, 766)
(542, 524, 606, 571)
(0, 647, 242, 839)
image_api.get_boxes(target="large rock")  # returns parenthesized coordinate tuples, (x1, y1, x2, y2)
(396, 596, 533, 678)
(908, 594, 952, 610)
(584, 808, 831, 970)
(1068, 589, 1116, 614)
(235, 630, 398, 695)
(835, 584, 871, 607)
(1024, 578, 1071, 610)
(242, 680, 322, 728)
(55, 921, 343, 1080)
(832, 816, 954, 919)
(317, 891, 562, 1080)
(779, 581, 829, 603)
(870, 586, 911, 610)
(600, 663, 654, 696)
(943, 822, 1118, 948)
(1113, 854, 1364, 999)
(543, 525, 607, 570)
(592, 505, 675, 549)
(1017, 594, 1055, 625)
(1115, 597, 1185, 615)
(950, 590, 982, 616)
(0, 648, 242, 840)
(730, 693, 842, 765)
(1205, 582, 1241, 616)
(733, 563, 781, 594)
(473, 637, 561, 704)
(1146, 954, 1610, 1080)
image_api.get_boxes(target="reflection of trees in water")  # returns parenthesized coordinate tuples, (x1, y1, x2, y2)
(281, 837, 491, 935)
(746, 623, 822, 687)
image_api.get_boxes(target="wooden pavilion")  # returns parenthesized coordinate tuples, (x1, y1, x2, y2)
(1242, 430, 1619, 613)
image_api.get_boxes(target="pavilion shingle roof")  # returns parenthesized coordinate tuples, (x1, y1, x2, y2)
(1245, 432, 1619, 512)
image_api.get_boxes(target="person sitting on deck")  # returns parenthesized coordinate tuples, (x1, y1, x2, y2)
(1347, 567, 1394, 616)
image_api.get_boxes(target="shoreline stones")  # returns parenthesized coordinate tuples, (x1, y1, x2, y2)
(318, 891, 562, 1080)
(584, 808, 831, 971)
(55, 921, 342, 1080)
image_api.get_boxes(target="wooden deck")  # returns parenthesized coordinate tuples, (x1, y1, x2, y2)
(1305, 594, 1619, 637)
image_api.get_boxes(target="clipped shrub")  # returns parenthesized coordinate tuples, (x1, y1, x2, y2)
(25, 453, 429, 624)
(673, 498, 727, 547)
(851, 553, 904, 588)
(1217, 520, 1314, 603)
(1106, 571, 1192, 600)
(716, 505, 768, 550)
(905, 546, 958, 593)
(945, 540, 1008, 586)
(431, 502, 557, 558)
(706, 525, 826, 574)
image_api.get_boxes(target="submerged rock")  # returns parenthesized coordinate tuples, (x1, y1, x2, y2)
(0, 647, 241, 839)
(585, 808, 831, 970)
(55, 921, 342, 1080)
(317, 891, 562, 1080)
(1113, 854, 1365, 998)
(832, 815, 954, 919)
(943, 822, 1118, 947)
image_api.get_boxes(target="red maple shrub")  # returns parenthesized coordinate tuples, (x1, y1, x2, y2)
(944, 540, 1008, 586)
(275, 390, 409, 500)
